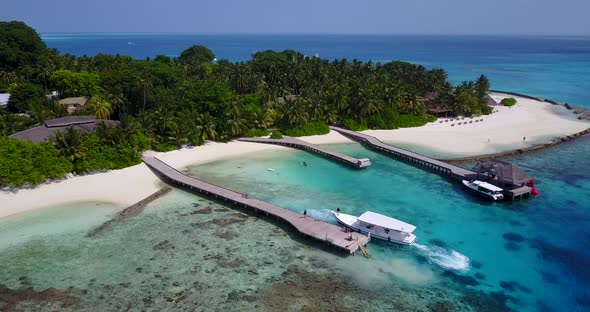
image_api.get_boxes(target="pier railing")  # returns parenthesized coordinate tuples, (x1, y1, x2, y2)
(238, 136, 371, 169)
(143, 156, 370, 254)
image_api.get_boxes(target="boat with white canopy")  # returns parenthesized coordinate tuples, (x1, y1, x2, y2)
(462, 180, 504, 201)
(330, 210, 416, 245)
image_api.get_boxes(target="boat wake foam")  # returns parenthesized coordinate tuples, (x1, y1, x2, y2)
(413, 243, 470, 271)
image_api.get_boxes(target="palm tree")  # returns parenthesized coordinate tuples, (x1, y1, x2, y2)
(51, 127, 86, 162)
(0, 70, 18, 85)
(87, 95, 113, 120)
(196, 114, 218, 142)
(135, 76, 153, 112)
(154, 108, 176, 135)
(167, 123, 188, 147)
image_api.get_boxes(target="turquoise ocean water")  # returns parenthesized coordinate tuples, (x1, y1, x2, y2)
(0, 35, 588, 311)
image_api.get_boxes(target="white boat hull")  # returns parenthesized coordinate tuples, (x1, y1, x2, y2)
(462, 180, 504, 201)
(330, 211, 416, 245)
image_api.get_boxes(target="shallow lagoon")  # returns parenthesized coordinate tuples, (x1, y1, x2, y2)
(1, 137, 589, 311)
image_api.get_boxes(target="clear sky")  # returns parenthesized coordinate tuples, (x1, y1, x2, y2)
(1, 0, 589, 35)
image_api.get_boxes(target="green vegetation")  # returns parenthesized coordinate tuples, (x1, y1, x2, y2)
(243, 128, 269, 137)
(0, 21, 47, 71)
(282, 122, 329, 137)
(501, 98, 517, 106)
(0, 137, 72, 187)
(0, 113, 36, 136)
(6, 82, 46, 113)
(0, 21, 496, 187)
(270, 131, 283, 139)
(51, 70, 102, 97)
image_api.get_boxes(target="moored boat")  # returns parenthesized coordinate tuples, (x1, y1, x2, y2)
(462, 180, 504, 200)
(330, 210, 416, 245)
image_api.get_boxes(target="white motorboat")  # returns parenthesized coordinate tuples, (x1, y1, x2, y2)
(330, 210, 416, 245)
(462, 180, 504, 201)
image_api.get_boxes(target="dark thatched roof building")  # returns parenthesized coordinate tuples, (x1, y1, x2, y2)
(9, 116, 119, 143)
(472, 160, 532, 187)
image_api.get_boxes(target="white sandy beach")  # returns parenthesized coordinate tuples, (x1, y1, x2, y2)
(1, 92, 587, 220)
(364, 92, 590, 158)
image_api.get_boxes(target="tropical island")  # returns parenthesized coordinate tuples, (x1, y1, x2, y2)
(1, 20, 588, 218)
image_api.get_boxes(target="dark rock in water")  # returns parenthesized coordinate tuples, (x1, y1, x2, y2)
(530, 238, 590, 282)
(428, 301, 452, 312)
(442, 271, 479, 286)
(502, 232, 525, 242)
(192, 203, 201, 208)
(214, 208, 230, 212)
(227, 290, 240, 302)
(471, 261, 482, 269)
(428, 239, 448, 248)
(142, 296, 154, 305)
(18, 276, 32, 286)
(135, 267, 143, 273)
(499, 281, 531, 294)
(504, 242, 521, 251)
(153, 240, 175, 251)
(564, 103, 574, 110)
(499, 281, 516, 292)
(191, 207, 212, 214)
(242, 295, 257, 302)
(214, 230, 239, 240)
(474, 272, 486, 280)
(509, 220, 523, 227)
(0, 284, 80, 310)
(541, 271, 559, 284)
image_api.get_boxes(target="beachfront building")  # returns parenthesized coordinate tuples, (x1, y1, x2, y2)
(472, 160, 532, 189)
(59, 97, 88, 114)
(0, 93, 9, 108)
(9, 115, 119, 143)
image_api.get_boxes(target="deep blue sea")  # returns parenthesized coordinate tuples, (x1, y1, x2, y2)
(43, 34, 590, 107)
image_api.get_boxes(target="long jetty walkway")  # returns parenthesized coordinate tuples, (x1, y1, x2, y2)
(143, 156, 370, 254)
(238, 136, 371, 169)
(330, 126, 474, 179)
(329, 126, 531, 200)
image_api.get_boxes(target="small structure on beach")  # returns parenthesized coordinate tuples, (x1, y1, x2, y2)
(485, 94, 499, 106)
(471, 160, 532, 188)
(9, 115, 119, 143)
(423, 91, 452, 117)
(59, 97, 88, 114)
(0, 93, 9, 108)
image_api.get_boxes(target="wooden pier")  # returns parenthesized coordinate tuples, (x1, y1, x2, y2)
(143, 156, 370, 254)
(329, 126, 531, 200)
(330, 126, 475, 179)
(238, 136, 371, 169)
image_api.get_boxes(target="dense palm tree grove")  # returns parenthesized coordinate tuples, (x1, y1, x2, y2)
(0, 21, 492, 187)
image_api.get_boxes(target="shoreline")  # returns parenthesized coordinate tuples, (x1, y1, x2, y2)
(444, 127, 590, 164)
(1, 92, 588, 221)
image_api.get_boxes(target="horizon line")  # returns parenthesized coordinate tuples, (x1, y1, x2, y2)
(38, 31, 590, 38)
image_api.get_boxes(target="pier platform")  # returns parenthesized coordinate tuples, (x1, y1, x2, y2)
(329, 126, 532, 200)
(330, 126, 474, 179)
(143, 156, 370, 254)
(238, 136, 371, 169)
